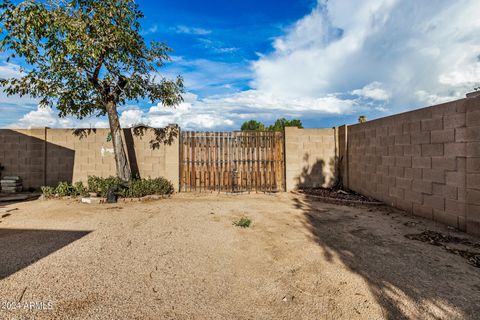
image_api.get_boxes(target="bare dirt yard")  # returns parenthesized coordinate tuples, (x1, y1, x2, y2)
(0, 193, 479, 320)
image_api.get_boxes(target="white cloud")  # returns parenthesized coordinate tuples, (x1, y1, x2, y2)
(141, 24, 158, 36)
(415, 90, 461, 106)
(13, 106, 58, 128)
(175, 25, 211, 35)
(11, 106, 108, 129)
(204, 90, 355, 113)
(352, 82, 390, 101)
(0, 62, 23, 79)
(439, 61, 480, 86)
(252, 0, 480, 109)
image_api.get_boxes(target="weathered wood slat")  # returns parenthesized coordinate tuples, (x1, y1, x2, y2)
(179, 131, 284, 192)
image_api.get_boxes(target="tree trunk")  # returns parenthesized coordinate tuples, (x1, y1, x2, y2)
(106, 101, 131, 181)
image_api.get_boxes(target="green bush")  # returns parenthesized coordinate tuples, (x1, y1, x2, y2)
(86, 176, 173, 198)
(121, 177, 174, 198)
(41, 181, 88, 198)
(73, 181, 88, 196)
(55, 181, 76, 197)
(40, 186, 55, 198)
(87, 176, 126, 197)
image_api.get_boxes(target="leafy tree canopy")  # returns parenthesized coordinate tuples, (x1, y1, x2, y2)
(240, 120, 265, 132)
(0, 0, 184, 118)
(240, 118, 303, 132)
(267, 118, 303, 131)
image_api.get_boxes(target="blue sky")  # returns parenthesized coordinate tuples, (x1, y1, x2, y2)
(1, 0, 479, 129)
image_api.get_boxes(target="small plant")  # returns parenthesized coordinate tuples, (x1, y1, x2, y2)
(55, 181, 76, 197)
(233, 217, 252, 228)
(40, 186, 55, 198)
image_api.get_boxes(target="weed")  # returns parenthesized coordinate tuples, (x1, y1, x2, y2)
(233, 217, 252, 228)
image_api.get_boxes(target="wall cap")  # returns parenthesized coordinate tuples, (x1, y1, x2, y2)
(466, 91, 480, 98)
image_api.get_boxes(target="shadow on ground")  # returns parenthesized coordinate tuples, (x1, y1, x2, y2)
(293, 196, 480, 320)
(0, 228, 91, 280)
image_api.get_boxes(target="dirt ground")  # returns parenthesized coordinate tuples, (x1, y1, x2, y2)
(0, 192, 479, 320)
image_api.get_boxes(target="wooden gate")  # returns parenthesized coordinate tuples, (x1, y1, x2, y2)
(179, 131, 285, 192)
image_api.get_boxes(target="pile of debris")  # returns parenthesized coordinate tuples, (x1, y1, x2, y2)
(0, 176, 23, 193)
(406, 230, 480, 268)
(296, 187, 382, 206)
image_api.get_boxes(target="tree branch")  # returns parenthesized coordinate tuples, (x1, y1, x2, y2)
(92, 48, 106, 82)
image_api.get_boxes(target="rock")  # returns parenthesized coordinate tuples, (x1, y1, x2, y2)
(81, 197, 106, 204)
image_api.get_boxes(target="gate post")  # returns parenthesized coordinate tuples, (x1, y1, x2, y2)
(178, 127, 182, 192)
(283, 127, 287, 192)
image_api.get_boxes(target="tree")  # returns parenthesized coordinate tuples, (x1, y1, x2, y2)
(358, 115, 367, 123)
(267, 118, 303, 131)
(240, 120, 265, 131)
(240, 118, 303, 132)
(0, 0, 184, 181)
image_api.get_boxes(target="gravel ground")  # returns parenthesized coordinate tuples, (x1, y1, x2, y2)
(0, 193, 479, 320)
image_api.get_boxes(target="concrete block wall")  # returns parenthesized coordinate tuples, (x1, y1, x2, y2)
(466, 97, 480, 234)
(0, 128, 179, 191)
(347, 96, 480, 235)
(0, 128, 47, 189)
(285, 127, 338, 191)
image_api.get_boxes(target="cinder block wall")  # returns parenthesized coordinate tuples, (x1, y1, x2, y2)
(466, 97, 480, 235)
(285, 127, 338, 191)
(0, 128, 179, 191)
(347, 96, 480, 235)
(0, 128, 47, 189)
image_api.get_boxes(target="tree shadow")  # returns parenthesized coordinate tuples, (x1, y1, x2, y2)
(292, 194, 480, 319)
(295, 154, 342, 189)
(0, 228, 91, 280)
(131, 124, 179, 149)
(72, 124, 178, 179)
(296, 154, 326, 188)
(123, 129, 140, 179)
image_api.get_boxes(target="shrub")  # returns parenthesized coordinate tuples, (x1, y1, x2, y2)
(87, 176, 126, 197)
(233, 217, 252, 228)
(55, 181, 76, 197)
(73, 181, 88, 196)
(86, 176, 173, 198)
(121, 177, 174, 198)
(42, 182, 86, 198)
(40, 186, 55, 198)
